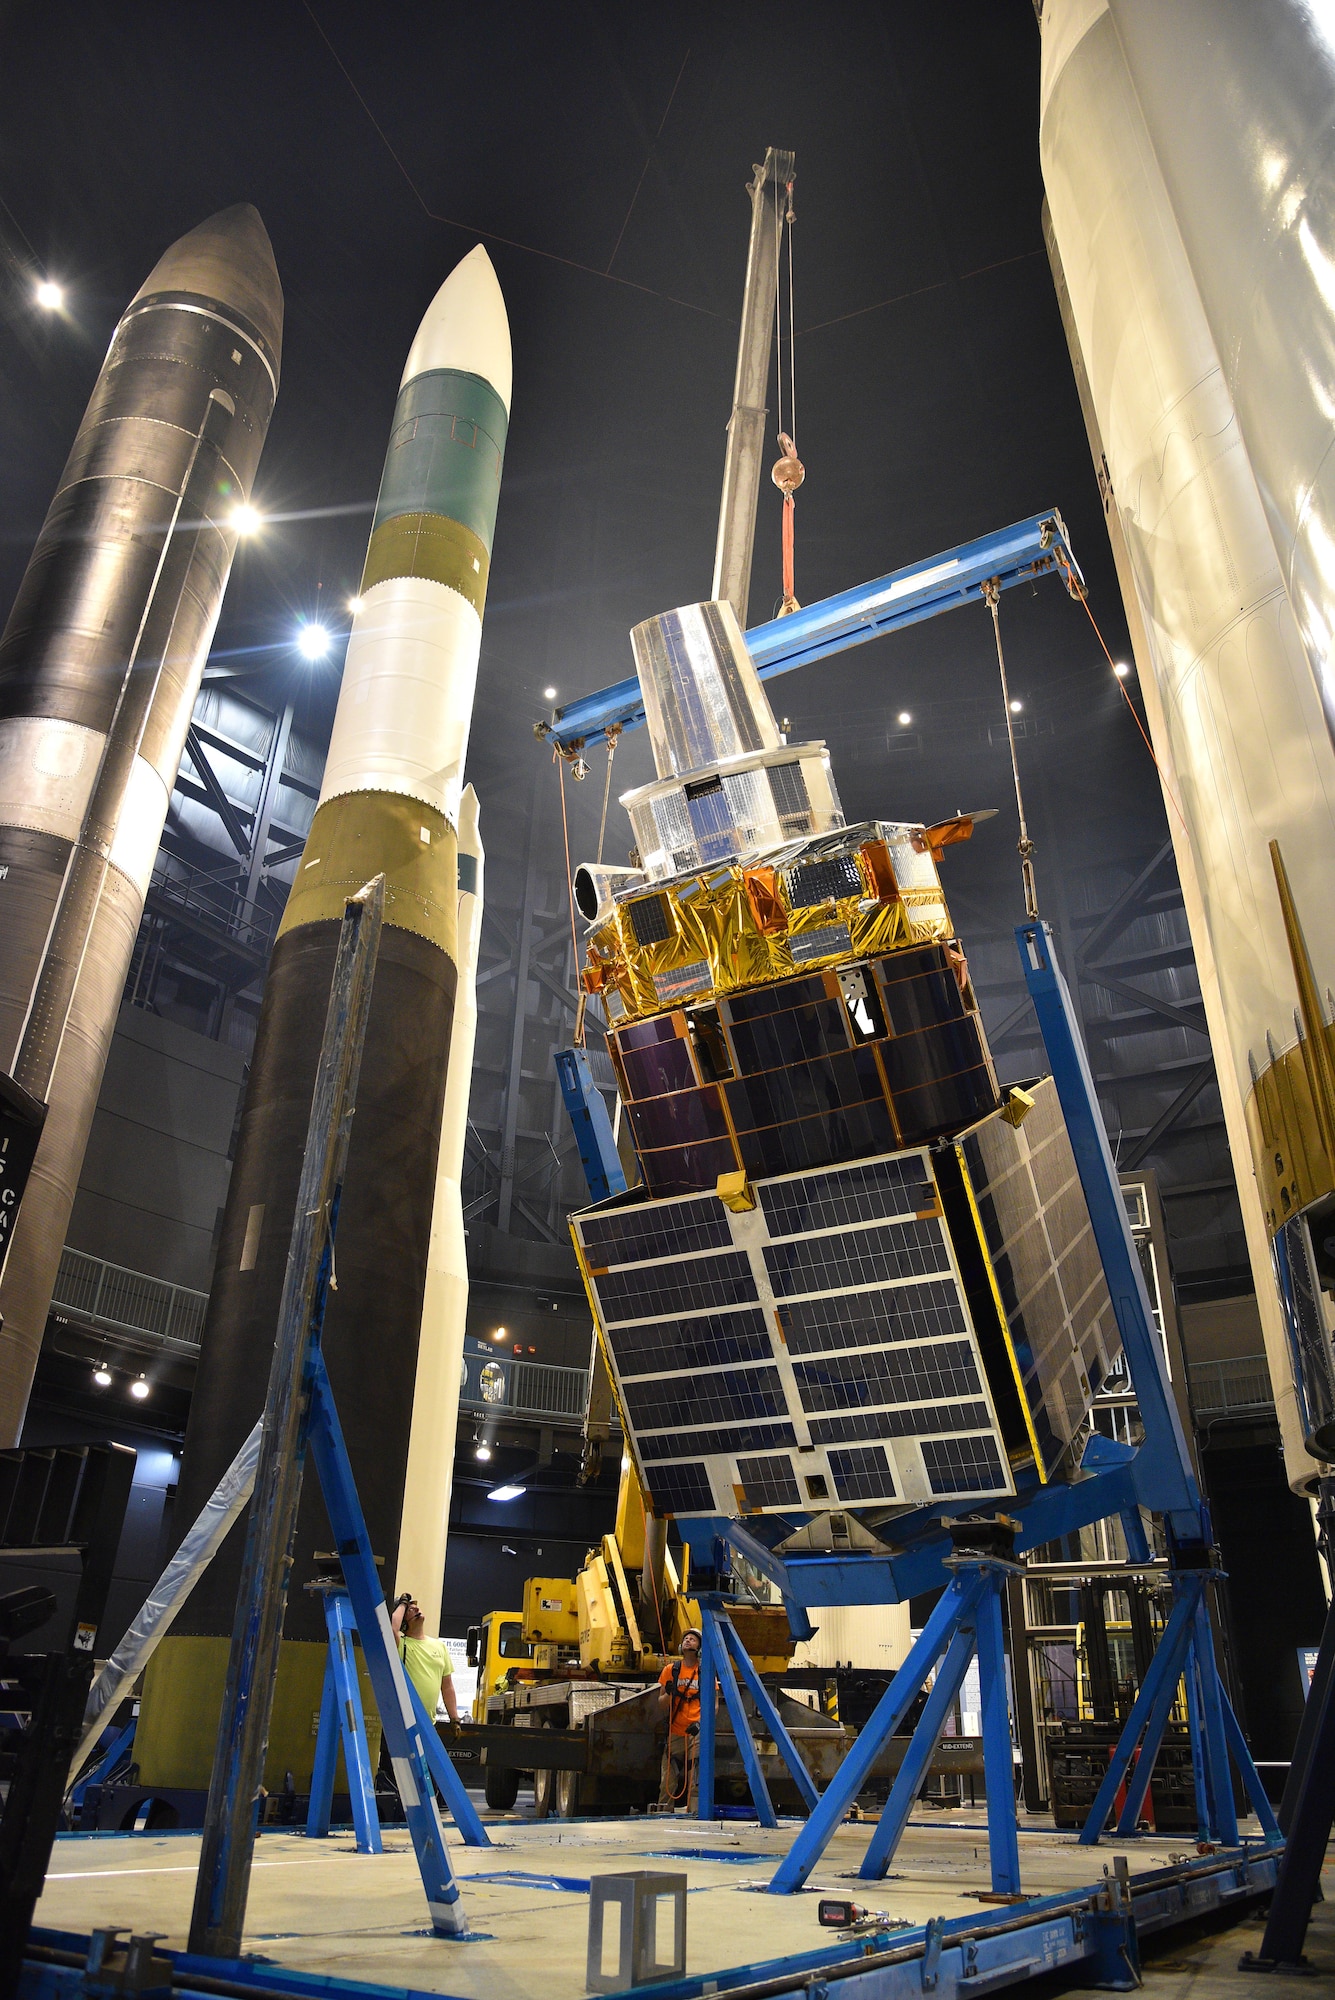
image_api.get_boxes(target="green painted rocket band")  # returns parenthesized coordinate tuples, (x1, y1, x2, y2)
(278, 790, 459, 962)
(373, 368, 508, 552)
(360, 511, 489, 612)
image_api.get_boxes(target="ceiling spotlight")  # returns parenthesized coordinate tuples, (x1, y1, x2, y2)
(92, 1363, 112, 1389)
(130, 1375, 150, 1400)
(897, 711, 912, 727)
(1009, 699, 1023, 714)
(474, 1442, 492, 1463)
(230, 503, 262, 536)
(1114, 661, 1131, 679)
(491, 1325, 507, 1342)
(543, 686, 557, 701)
(35, 280, 63, 311)
(297, 623, 331, 661)
(347, 595, 364, 615)
(487, 1482, 527, 1503)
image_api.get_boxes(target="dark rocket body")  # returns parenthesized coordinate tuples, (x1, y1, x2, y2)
(0, 205, 282, 1438)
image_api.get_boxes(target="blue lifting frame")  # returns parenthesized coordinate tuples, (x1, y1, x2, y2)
(554, 1047, 627, 1203)
(544, 511, 1081, 753)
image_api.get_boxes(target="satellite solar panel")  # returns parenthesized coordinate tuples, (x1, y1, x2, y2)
(759, 1155, 934, 1237)
(580, 1197, 733, 1266)
(736, 1456, 801, 1508)
(622, 1366, 788, 1430)
(921, 1435, 1006, 1495)
(646, 1463, 717, 1515)
(958, 1076, 1120, 1467)
(779, 1279, 968, 1355)
(764, 1218, 950, 1296)
(608, 1309, 773, 1376)
(574, 1141, 1018, 1515)
(793, 1341, 982, 1412)
(640, 1422, 797, 1459)
(592, 1250, 757, 1322)
(829, 1445, 896, 1502)
(809, 1402, 992, 1445)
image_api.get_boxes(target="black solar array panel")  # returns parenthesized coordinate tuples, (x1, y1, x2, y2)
(959, 1076, 1120, 1465)
(574, 1142, 1017, 1517)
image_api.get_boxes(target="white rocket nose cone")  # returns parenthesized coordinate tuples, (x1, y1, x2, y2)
(400, 243, 512, 412)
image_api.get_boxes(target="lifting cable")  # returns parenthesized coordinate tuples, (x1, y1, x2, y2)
(556, 749, 584, 1046)
(982, 579, 1039, 921)
(772, 174, 803, 616)
(595, 723, 621, 867)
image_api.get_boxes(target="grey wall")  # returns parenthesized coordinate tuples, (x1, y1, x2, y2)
(66, 1005, 245, 1290)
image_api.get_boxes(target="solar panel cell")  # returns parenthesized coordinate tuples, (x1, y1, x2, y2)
(593, 1250, 757, 1322)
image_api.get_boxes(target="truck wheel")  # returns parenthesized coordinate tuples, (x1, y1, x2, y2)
(555, 1768, 579, 1819)
(533, 1766, 554, 1818)
(484, 1764, 520, 1811)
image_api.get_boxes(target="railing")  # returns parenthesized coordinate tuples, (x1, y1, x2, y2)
(147, 858, 276, 956)
(461, 1357, 606, 1427)
(1188, 1354, 1274, 1418)
(52, 1246, 208, 1351)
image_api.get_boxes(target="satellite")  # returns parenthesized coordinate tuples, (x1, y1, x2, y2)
(571, 599, 1120, 1520)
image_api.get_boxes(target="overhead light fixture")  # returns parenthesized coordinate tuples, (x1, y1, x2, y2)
(35, 280, 63, 311)
(347, 595, 364, 615)
(897, 711, 912, 727)
(130, 1375, 150, 1401)
(491, 1325, 507, 1342)
(297, 622, 331, 661)
(474, 1442, 493, 1463)
(543, 686, 557, 701)
(92, 1363, 112, 1389)
(487, 1482, 526, 1502)
(1114, 661, 1131, 679)
(1009, 699, 1023, 714)
(230, 503, 262, 536)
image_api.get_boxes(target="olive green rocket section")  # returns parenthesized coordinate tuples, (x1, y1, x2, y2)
(136, 799, 458, 1789)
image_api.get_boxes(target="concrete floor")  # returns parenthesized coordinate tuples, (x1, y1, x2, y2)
(36, 1801, 1318, 1999)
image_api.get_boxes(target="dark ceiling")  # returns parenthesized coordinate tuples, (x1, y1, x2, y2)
(0, 0, 1159, 942)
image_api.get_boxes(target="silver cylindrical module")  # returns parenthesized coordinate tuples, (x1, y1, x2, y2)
(1109, 0, 1335, 743)
(0, 205, 282, 1440)
(400, 781, 484, 1632)
(1040, 0, 1335, 1482)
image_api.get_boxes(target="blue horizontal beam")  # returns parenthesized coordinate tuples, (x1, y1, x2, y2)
(546, 509, 1082, 752)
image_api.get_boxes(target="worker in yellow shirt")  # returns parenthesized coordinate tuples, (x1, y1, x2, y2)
(391, 1592, 461, 1723)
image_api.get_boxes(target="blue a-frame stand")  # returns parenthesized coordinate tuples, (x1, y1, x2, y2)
(305, 1573, 490, 1854)
(693, 1599, 819, 1827)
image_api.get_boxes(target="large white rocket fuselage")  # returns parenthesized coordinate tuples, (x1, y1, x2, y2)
(1040, 0, 1335, 1484)
(399, 784, 484, 1631)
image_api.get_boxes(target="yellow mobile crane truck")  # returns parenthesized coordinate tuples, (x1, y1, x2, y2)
(461, 1458, 844, 1815)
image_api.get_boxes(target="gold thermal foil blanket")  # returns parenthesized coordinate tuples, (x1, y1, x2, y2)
(1247, 1028, 1335, 1236)
(585, 859, 952, 1024)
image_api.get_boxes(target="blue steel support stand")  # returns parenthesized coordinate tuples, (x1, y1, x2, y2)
(306, 1579, 489, 1852)
(769, 1553, 1021, 1897)
(1017, 921, 1274, 1848)
(306, 1586, 381, 1852)
(304, 1350, 491, 1864)
(694, 1601, 820, 1828)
